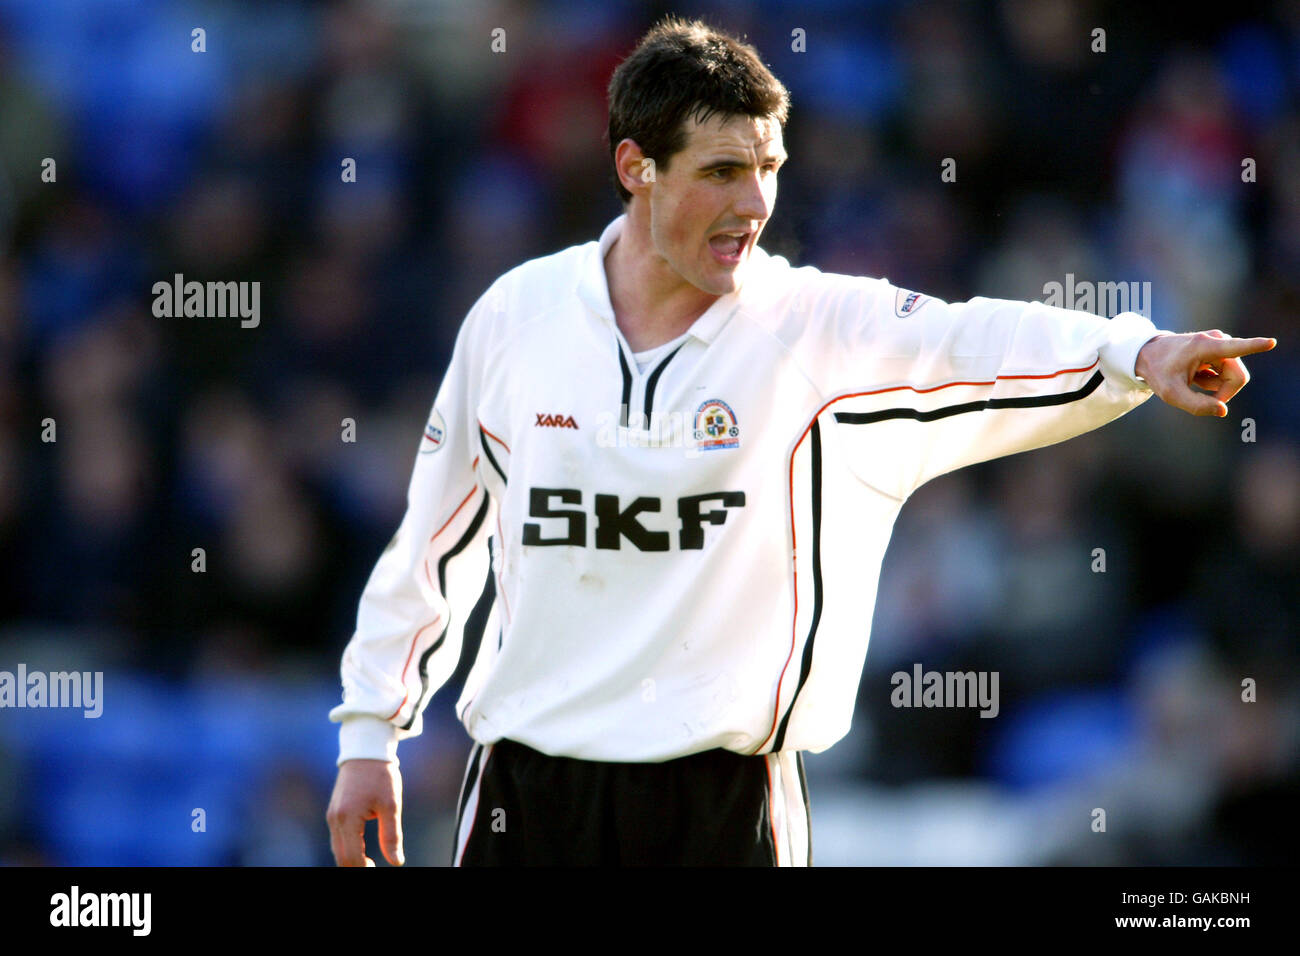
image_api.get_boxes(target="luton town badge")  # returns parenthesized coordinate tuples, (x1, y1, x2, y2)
(693, 399, 740, 451)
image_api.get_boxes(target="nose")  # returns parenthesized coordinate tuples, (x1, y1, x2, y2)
(733, 169, 774, 223)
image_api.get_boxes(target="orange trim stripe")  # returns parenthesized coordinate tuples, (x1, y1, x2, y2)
(755, 359, 1102, 753)
(423, 485, 481, 593)
(385, 485, 481, 722)
(478, 422, 511, 453)
(384, 613, 443, 721)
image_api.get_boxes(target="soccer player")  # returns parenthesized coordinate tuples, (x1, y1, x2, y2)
(325, 17, 1276, 866)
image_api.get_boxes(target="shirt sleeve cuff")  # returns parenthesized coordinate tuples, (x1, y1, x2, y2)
(338, 715, 400, 767)
(1098, 312, 1172, 392)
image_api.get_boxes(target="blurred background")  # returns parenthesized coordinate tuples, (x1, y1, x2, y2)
(0, 0, 1296, 866)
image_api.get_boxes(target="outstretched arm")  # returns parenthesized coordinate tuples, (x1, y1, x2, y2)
(1134, 330, 1278, 417)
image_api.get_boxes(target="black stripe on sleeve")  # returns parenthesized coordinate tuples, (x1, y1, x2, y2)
(399, 489, 492, 731)
(618, 345, 632, 428)
(479, 428, 507, 485)
(770, 370, 1105, 750)
(642, 343, 684, 426)
(773, 420, 823, 752)
(832, 369, 1104, 425)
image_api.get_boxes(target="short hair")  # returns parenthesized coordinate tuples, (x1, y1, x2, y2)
(606, 16, 790, 203)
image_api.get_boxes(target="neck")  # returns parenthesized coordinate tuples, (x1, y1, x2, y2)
(605, 204, 718, 352)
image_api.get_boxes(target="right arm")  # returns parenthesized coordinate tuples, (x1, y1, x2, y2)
(326, 286, 500, 866)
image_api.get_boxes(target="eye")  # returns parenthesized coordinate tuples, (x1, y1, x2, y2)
(709, 168, 731, 181)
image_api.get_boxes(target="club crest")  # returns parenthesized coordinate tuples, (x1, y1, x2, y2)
(693, 399, 740, 451)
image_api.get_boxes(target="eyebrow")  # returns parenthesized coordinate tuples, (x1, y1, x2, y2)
(698, 152, 788, 172)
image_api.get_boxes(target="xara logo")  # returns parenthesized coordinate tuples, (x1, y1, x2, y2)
(536, 413, 579, 429)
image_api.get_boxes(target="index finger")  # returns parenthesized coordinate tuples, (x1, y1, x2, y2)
(1201, 336, 1277, 359)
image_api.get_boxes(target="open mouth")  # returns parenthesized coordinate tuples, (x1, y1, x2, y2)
(708, 230, 752, 264)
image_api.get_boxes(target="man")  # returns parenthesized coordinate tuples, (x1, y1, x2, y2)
(326, 17, 1276, 867)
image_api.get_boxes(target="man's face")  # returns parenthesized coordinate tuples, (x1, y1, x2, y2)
(645, 111, 786, 296)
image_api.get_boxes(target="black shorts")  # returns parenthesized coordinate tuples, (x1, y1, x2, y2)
(452, 738, 812, 866)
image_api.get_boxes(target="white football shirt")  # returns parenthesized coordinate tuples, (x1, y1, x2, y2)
(329, 214, 1167, 766)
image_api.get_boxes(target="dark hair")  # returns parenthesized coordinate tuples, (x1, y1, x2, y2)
(606, 16, 790, 203)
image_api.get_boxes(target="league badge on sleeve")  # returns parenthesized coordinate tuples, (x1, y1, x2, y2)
(693, 398, 740, 451)
(420, 409, 447, 454)
(895, 288, 929, 317)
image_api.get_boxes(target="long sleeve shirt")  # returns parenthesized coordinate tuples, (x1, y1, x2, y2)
(329, 214, 1167, 765)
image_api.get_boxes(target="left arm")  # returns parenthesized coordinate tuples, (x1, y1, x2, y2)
(789, 275, 1275, 500)
(801, 288, 1169, 499)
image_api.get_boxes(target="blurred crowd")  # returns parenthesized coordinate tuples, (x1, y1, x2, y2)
(0, 0, 1296, 865)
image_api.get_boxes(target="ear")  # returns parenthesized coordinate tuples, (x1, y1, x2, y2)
(614, 138, 656, 200)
